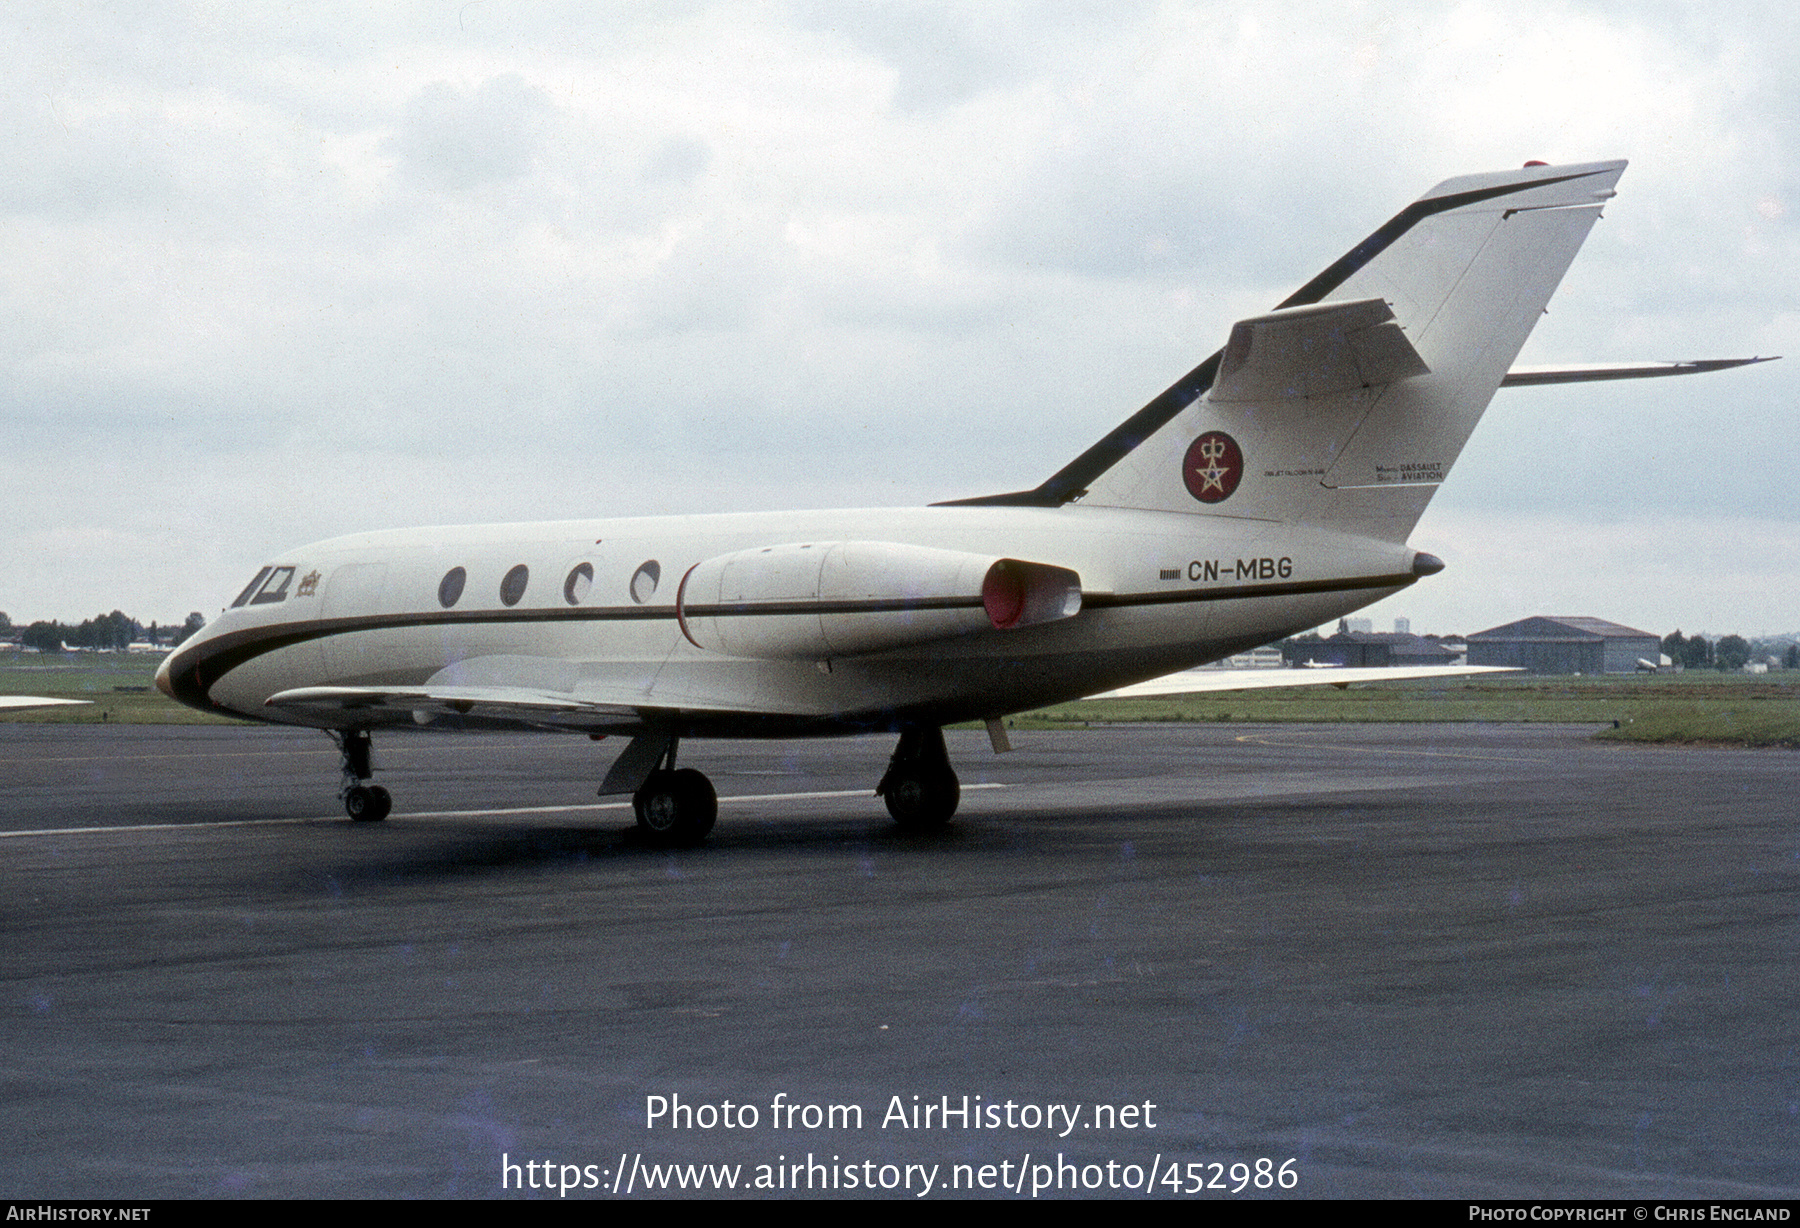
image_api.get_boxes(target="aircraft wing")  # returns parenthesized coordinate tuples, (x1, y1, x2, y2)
(259, 680, 792, 734)
(265, 684, 662, 732)
(1091, 665, 1519, 698)
(0, 696, 92, 710)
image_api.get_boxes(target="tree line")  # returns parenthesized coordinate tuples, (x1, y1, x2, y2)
(0, 610, 206, 654)
(1285, 626, 1798, 672)
(1662, 631, 1797, 672)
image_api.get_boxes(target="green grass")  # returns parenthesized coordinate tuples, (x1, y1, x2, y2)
(1006, 672, 1800, 747)
(1591, 702, 1800, 747)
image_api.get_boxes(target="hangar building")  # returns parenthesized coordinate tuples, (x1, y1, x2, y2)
(1279, 631, 1460, 668)
(1466, 616, 1660, 675)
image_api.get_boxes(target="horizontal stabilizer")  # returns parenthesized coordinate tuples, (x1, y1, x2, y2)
(1091, 664, 1518, 699)
(1502, 356, 1777, 386)
(1211, 298, 1430, 403)
(0, 696, 92, 710)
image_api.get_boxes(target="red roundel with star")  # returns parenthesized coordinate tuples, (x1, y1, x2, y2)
(1182, 431, 1244, 504)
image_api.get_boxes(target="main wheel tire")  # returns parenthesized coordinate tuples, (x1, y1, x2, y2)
(345, 784, 392, 822)
(634, 768, 717, 846)
(882, 767, 960, 830)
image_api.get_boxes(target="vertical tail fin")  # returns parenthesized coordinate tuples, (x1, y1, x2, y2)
(951, 160, 1626, 543)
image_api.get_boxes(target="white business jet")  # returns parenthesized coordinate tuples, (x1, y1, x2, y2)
(155, 159, 1766, 843)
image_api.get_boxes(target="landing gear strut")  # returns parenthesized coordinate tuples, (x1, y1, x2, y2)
(334, 728, 391, 822)
(631, 737, 717, 847)
(877, 726, 960, 830)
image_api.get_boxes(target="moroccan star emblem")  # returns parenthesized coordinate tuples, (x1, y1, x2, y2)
(1193, 438, 1230, 492)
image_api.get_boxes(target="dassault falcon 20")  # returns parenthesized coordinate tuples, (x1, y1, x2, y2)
(155, 159, 1766, 843)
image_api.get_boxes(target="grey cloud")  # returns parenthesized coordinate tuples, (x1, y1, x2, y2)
(2, 1, 1798, 629)
(387, 74, 553, 191)
(642, 136, 712, 184)
(792, 0, 1157, 112)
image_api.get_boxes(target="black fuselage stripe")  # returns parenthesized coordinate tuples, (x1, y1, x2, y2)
(938, 170, 1603, 508)
(1083, 571, 1412, 607)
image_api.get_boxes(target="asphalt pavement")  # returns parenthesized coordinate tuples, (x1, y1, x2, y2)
(1, 721, 1794, 1199)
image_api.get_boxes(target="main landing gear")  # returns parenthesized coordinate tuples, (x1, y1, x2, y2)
(631, 739, 718, 847)
(334, 729, 391, 822)
(599, 725, 962, 846)
(876, 726, 961, 830)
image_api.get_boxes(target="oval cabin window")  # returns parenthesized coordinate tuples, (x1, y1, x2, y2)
(438, 567, 467, 609)
(564, 562, 594, 606)
(629, 560, 661, 605)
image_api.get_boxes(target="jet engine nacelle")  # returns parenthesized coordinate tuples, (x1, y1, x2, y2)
(676, 541, 1083, 660)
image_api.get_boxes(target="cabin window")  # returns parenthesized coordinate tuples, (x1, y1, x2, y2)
(629, 560, 661, 604)
(249, 566, 296, 605)
(231, 567, 273, 608)
(438, 567, 467, 609)
(564, 562, 594, 606)
(500, 564, 530, 607)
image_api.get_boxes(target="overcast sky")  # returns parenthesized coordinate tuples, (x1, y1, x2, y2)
(2, 1, 1795, 637)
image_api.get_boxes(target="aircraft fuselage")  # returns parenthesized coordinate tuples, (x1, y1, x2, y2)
(158, 503, 1421, 738)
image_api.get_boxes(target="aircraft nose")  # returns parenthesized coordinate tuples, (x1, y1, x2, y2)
(154, 653, 176, 699)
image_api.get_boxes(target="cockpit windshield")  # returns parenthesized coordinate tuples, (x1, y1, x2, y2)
(231, 566, 296, 607)
(230, 567, 273, 608)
